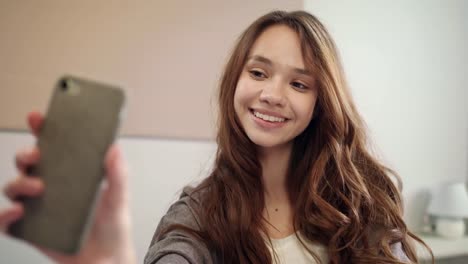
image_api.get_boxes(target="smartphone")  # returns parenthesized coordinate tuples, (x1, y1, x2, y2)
(9, 75, 125, 254)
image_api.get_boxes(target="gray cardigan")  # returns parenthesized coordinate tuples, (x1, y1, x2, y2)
(144, 187, 411, 264)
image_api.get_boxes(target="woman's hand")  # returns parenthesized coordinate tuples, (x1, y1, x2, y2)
(0, 111, 136, 264)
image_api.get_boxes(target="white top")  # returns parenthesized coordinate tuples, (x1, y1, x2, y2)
(267, 233, 329, 264)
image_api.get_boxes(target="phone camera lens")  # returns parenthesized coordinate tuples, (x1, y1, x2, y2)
(60, 79, 68, 92)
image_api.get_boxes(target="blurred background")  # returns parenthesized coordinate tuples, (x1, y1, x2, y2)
(1, 0, 467, 262)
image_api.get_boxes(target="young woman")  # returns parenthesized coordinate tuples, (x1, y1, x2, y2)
(1, 10, 430, 264)
(144, 10, 431, 264)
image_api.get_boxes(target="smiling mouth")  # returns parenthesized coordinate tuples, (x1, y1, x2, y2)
(249, 108, 289, 123)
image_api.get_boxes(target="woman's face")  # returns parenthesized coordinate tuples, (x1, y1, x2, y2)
(234, 25, 318, 151)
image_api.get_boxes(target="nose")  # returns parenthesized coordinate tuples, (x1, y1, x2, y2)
(259, 80, 286, 107)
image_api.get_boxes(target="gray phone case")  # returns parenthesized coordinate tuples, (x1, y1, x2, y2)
(9, 75, 125, 254)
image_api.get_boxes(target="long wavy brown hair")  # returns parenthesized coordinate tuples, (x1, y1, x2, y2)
(162, 10, 432, 263)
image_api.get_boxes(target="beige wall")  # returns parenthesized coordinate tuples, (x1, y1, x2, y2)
(0, 1, 302, 139)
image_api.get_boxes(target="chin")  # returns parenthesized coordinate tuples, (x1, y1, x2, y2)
(247, 133, 289, 149)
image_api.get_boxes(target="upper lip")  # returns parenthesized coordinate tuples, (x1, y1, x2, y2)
(250, 108, 289, 120)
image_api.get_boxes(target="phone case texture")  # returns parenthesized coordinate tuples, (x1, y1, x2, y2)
(9, 75, 125, 254)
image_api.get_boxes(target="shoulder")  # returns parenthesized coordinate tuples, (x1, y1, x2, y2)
(160, 186, 204, 231)
(144, 186, 212, 264)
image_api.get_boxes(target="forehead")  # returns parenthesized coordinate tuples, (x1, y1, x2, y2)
(248, 24, 305, 69)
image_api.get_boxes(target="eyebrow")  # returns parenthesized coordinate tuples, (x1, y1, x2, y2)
(247, 55, 313, 77)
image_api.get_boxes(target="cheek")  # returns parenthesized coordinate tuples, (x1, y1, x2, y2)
(234, 77, 254, 109)
(296, 96, 318, 122)
(233, 84, 247, 117)
(233, 88, 241, 115)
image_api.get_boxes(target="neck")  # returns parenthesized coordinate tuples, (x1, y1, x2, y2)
(258, 143, 292, 204)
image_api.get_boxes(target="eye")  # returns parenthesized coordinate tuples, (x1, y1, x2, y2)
(291, 81, 308, 90)
(249, 69, 267, 79)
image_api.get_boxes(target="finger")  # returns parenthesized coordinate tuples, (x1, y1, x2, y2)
(15, 147, 40, 174)
(3, 177, 44, 200)
(27, 111, 44, 137)
(0, 203, 23, 233)
(103, 144, 129, 206)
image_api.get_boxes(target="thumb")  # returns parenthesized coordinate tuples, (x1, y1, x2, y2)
(103, 144, 129, 206)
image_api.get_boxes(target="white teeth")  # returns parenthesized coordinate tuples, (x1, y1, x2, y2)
(253, 111, 286, 122)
